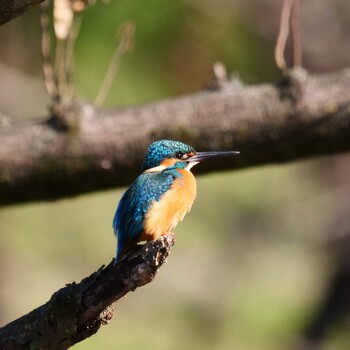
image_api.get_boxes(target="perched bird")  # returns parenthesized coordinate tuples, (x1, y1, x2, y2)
(113, 140, 239, 260)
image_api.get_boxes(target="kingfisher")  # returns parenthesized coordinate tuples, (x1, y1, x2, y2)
(113, 140, 239, 261)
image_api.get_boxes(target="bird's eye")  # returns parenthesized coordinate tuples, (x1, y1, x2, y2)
(175, 151, 184, 159)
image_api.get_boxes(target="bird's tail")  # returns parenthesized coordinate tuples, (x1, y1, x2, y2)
(115, 243, 124, 263)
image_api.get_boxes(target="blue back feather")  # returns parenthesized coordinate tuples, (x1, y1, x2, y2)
(113, 169, 182, 259)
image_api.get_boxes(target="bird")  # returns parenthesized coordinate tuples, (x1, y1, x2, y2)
(113, 140, 239, 261)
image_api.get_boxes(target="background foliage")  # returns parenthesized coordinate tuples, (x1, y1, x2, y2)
(1, 1, 350, 349)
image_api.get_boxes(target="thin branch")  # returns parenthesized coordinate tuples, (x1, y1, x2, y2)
(0, 235, 175, 350)
(53, 0, 75, 99)
(40, 1, 60, 101)
(275, 0, 302, 70)
(275, 0, 293, 70)
(94, 21, 135, 106)
(54, 38, 67, 98)
(40, 1, 109, 103)
(291, 0, 302, 67)
(65, 14, 83, 99)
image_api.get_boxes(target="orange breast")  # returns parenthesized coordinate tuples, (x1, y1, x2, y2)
(142, 169, 197, 241)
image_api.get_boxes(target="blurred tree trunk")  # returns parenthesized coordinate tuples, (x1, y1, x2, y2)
(299, 155, 350, 349)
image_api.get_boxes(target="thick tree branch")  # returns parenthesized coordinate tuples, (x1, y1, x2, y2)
(0, 235, 175, 349)
(0, 0, 45, 25)
(1, 68, 350, 206)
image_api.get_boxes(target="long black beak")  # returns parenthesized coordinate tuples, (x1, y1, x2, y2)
(189, 150, 240, 162)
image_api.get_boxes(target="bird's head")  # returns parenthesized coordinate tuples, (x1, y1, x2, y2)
(142, 140, 239, 172)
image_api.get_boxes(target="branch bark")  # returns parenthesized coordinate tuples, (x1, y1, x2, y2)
(0, 235, 175, 349)
(1, 68, 350, 206)
(0, 0, 45, 25)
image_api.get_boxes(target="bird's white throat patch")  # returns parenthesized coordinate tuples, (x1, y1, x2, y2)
(185, 162, 199, 171)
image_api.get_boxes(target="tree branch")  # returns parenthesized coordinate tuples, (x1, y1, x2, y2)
(1, 68, 350, 206)
(0, 0, 45, 25)
(0, 235, 175, 349)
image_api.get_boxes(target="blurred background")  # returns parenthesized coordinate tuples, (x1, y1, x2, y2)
(1, 0, 350, 349)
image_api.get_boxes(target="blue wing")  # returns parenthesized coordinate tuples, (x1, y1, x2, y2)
(113, 171, 176, 260)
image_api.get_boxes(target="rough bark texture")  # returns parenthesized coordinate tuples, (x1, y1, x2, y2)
(0, 235, 175, 349)
(1, 68, 350, 206)
(0, 0, 45, 25)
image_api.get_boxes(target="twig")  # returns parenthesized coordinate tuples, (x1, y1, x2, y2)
(291, 0, 302, 67)
(54, 38, 67, 98)
(275, 0, 302, 70)
(94, 21, 135, 106)
(40, 1, 59, 101)
(53, 0, 75, 99)
(65, 14, 83, 99)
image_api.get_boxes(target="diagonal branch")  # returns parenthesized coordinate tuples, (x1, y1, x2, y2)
(0, 0, 45, 25)
(0, 69, 350, 206)
(0, 234, 175, 350)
